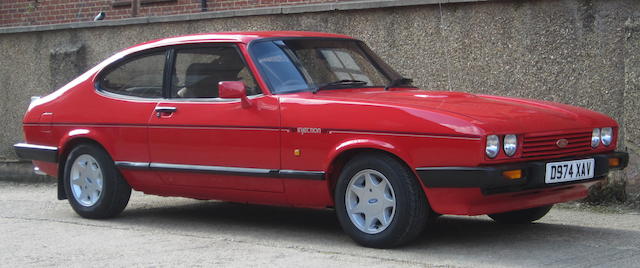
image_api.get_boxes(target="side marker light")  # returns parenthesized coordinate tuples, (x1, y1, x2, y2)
(609, 158, 620, 167)
(502, 169, 522, 180)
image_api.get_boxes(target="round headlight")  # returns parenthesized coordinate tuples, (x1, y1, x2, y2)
(503, 134, 517, 156)
(591, 128, 601, 148)
(601, 127, 613, 146)
(486, 135, 500, 158)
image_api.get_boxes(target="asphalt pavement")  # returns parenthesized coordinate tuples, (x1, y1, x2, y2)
(1, 181, 639, 267)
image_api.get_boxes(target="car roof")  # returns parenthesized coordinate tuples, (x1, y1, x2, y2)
(128, 31, 355, 52)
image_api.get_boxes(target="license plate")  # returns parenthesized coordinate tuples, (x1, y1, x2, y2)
(545, 158, 595, 184)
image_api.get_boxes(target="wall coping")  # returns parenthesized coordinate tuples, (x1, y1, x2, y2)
(0, 0, 487, 35)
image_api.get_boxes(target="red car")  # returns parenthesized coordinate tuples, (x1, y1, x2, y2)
(15, 31, 628, 248)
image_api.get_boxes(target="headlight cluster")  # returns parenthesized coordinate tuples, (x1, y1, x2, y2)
(504, 134, 518, 156)
(486, 135, 500, 158)
(485, 134, 518, 158)
(592, 127, 613, 148)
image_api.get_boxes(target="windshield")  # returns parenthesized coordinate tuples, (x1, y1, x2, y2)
(249, 39, 402, 94)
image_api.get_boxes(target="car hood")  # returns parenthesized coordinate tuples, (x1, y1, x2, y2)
(305, 89, 616, 134)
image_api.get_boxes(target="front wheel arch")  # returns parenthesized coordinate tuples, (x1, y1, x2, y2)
(334, 151, 429, 247)
(325, 148, 432, 208)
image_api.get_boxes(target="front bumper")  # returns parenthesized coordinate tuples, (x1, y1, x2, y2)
(416, 151, 629, 195)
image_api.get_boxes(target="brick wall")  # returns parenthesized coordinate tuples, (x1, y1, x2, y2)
(0, 0, 352, 27)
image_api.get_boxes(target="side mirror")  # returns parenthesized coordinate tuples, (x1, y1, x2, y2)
(218, 81, 252, 108)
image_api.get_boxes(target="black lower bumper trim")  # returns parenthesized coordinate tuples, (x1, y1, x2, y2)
(416, 151, 629, 195)
(14, 143, 58, 163)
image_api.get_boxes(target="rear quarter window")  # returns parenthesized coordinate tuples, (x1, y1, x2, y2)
(98, 51, 166, 98)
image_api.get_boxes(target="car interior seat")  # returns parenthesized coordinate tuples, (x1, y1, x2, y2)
(178, 50, 259, 98)
(179, 63, 219, 98)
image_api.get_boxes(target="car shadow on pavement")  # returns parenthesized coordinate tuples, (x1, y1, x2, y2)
(120, 200, 340, 230)
(115, 200, 350, 244)
(110, 199, 639, 257)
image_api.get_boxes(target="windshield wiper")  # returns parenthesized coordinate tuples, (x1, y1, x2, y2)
(384, 77, 414, 91)
(312, 79, 368, 94)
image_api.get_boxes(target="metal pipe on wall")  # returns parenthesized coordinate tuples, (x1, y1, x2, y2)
(201, 0, 208, 12)
(132, 0, 140, 17)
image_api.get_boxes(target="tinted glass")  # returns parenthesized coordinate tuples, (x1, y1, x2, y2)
(171, 46, 260, 98)
(250, 41, 308, 93)
(293, 43, 386, 86)
(250, 39, 395, 94)
(100, 51, 165, 98)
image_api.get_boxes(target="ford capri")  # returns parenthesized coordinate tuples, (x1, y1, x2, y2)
(15, 31, 628, 248)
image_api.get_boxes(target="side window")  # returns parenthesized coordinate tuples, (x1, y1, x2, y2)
(171, 46, 261, 98)
(99, 51, 165, 98)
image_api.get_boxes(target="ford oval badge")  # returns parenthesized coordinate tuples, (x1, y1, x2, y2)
(556, 138, 569, 148)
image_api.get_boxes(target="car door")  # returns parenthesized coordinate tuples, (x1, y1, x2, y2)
(147, 44, 283, 193)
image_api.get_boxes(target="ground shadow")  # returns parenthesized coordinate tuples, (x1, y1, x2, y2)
(37, 192, 639, 267)
(115, 200, 634, 240)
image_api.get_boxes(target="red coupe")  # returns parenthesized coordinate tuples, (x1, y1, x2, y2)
(15, 31, 628, 248)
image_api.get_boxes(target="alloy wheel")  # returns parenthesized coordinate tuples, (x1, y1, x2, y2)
(345, 169, 396, 234)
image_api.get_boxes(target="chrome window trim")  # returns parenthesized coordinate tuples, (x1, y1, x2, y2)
(159, 93, 265, 103)
(95, 89, 164, 102)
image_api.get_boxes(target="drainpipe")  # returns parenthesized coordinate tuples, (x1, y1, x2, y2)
(201, 0, 207, 12)
(132, 0, 140, 17)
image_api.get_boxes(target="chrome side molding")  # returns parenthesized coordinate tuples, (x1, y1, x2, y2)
(115, 161, 325, 180)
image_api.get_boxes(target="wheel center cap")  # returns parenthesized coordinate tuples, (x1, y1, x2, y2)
(368, 198, 378, 204)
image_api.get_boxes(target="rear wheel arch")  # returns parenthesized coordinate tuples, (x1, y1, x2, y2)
(57, 138, 112, 200)
(59, 138, 111, 173)
(62, 142, 132, 218)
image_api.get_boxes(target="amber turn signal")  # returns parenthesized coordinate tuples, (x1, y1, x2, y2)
(502, 169, 522, 180)
(609, 158, 620, 167)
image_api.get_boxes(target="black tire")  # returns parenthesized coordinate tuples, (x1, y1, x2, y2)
(334, 153, 428, 248)
(63, 144, 131, 219)
(488, 205, 553, 224)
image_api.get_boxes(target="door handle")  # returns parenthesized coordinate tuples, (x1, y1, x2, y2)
(155, 106, 177, 117)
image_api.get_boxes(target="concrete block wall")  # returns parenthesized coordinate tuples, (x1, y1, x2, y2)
(0, 0, 637, 197)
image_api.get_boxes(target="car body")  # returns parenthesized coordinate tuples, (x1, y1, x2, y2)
(15, 31, 629, 248)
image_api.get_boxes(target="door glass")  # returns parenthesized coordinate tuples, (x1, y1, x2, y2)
(171, 46, 261, 98)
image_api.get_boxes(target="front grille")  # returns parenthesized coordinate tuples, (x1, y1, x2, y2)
(522, 131, 592, 159)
